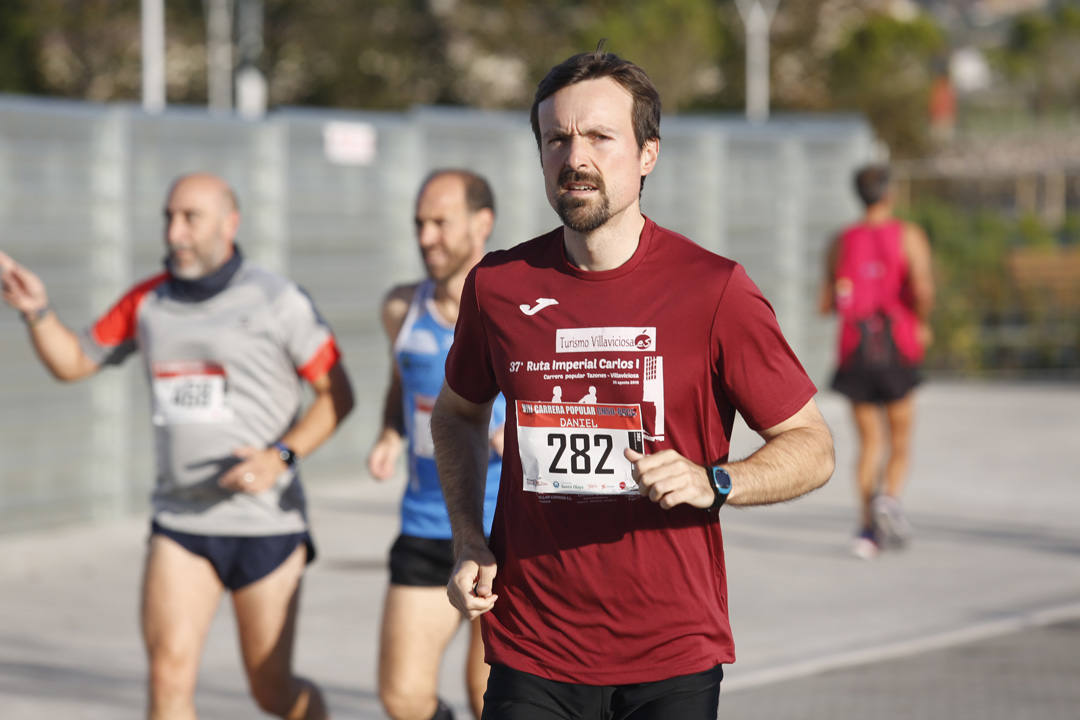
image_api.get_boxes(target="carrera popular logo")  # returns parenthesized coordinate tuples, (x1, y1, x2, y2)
(556, 327, 656, 353)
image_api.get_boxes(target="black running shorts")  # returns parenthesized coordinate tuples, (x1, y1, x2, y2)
(388, 533, 457, 587)
(831, 361, 922, 404)
(481, 663, 723, 720)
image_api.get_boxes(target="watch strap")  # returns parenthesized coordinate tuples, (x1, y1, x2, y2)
(21, 305, 52, 326)
(708, 466, 732, 510)
(272, 441, 296, 467)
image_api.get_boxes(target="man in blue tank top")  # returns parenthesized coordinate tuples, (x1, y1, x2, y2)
(368, 169, 504, 720)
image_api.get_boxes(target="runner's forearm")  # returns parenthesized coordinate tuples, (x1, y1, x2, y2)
(432, 387, 493, 555)
(280, 362, 353, 458)
(380, 368, 406, 436)
(25, 312, 99, 382)
(725, 411, 834, 506)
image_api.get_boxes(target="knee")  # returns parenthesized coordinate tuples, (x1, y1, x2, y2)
(380, 685, 438, 720)
(859, 435, 885, 461)
(147, 644, 198, 702)
(248, 668, 297, 716)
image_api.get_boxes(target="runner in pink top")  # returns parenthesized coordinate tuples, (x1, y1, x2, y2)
(820, 164, 935, 560)
(430, 46, 835, 720)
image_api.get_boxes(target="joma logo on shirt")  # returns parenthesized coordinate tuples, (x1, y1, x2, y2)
(555, 327, 656, 353)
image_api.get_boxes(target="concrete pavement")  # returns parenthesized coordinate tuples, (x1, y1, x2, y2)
(1, 380, 1078, 718)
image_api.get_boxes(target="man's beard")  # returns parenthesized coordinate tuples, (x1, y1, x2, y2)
(423, 245, 472, 283)
(556, 169, 610, 233)
(167, 253, 209, 279)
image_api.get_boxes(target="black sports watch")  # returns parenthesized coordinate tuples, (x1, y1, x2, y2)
(272, 442, 297, 468)
(708, 466, 732, 510)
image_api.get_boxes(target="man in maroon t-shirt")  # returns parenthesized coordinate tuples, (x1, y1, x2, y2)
(431, 47, 835, 719)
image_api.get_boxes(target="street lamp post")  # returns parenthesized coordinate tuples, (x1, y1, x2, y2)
(734, 0, 780, 123)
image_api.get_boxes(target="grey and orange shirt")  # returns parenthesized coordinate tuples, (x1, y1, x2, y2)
(78, 260, 341, 537)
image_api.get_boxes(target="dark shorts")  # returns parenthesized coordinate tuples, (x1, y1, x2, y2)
(150, 520, 315, 591)
(833, 312, 923, 404)
(388, 533, 456, 587)
(831, 361, 922, 404)
(481, 663, 723, 720)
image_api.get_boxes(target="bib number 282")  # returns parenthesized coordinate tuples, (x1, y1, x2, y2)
(546, 432, 615, 475)
(516, 400, 643, 495)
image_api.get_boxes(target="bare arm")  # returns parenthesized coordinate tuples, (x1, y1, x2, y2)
(367, 284, 415, 480)
(1, 251, 99, 381)
(724, 398, 834, 506)
(220, 361, 354, 492)
(903, 222, 934, 321)
(626, 398, 834, 510)
(489, 423, 505, 457)
(817, 235, 840, 316)
(431, 383, 498, 619)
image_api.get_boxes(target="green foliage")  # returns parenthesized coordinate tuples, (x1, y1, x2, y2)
(905, 201, 1079, 374)
(1061, 213, 1080, 246)
(1016, 212, 1055, 249)
(996, 5, 1080, 114)
(572, 0, 724, 111)
(0, 0, 45, 94)
(828, 12, 945, 157)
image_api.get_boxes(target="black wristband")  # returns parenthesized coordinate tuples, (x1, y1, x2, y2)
(272, 442, 297, 467)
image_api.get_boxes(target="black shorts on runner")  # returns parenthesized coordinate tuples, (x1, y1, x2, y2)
(150, 520, 315, 591)
(831, 360, 922, 404)
(832, 312, 923, 404)
(481, 663, 723, 720)
(388, 533, 457, 587)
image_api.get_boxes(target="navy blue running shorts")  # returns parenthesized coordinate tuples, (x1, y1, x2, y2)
(389, 533, 456, 587)
(150, 520, 315, 591)
(481, 663, 723, 720)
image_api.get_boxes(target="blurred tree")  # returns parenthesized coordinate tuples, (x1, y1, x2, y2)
(262, 0, 451, 109)
(0, 0, 209, 104)
(572, 0, 725, 112)
(18, 0, 143, 102)
(906, 200, 1080, 375)
(997, 5, 1080, 115)
(828, 11, 945, 157)
(0, 0, 46, 94)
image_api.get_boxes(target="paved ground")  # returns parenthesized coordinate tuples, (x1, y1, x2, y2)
(1, 380, 1078, 718)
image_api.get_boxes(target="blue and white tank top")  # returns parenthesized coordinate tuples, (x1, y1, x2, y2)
(394, 279, 504, 538)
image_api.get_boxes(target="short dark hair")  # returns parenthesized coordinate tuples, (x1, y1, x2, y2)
(419, 169, 495, 216)
(530, 47, 662, 152)
(854, 164, 891, 207)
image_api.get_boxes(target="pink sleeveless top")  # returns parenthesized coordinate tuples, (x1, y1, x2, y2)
(833, 219, 923, 365)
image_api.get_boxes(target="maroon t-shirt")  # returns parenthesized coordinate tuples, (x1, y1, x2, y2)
(445, 218, 816, 685)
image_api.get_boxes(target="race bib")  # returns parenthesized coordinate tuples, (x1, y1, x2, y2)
(412, 394, 436, 459)
(516, 400, 644, 495)
(151, 361, 235, 425)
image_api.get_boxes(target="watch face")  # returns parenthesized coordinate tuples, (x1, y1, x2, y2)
(712, 467, 731, 493)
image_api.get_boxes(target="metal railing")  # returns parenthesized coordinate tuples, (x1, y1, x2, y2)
(0, 95, 875, 531)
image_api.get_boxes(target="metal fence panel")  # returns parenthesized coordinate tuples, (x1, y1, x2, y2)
(0, 96, 874, 532)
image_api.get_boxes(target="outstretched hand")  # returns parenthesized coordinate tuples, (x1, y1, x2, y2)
(0, 251, 49, 316)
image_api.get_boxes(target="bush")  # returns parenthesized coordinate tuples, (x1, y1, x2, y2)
(904, 202, 1079, 376)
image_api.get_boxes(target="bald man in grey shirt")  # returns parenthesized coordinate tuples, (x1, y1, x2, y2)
(0, 172, 353, 720)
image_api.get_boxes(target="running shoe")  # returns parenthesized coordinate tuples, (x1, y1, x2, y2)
(873, 495, 911, 548)
(850, 527, 879, 560)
